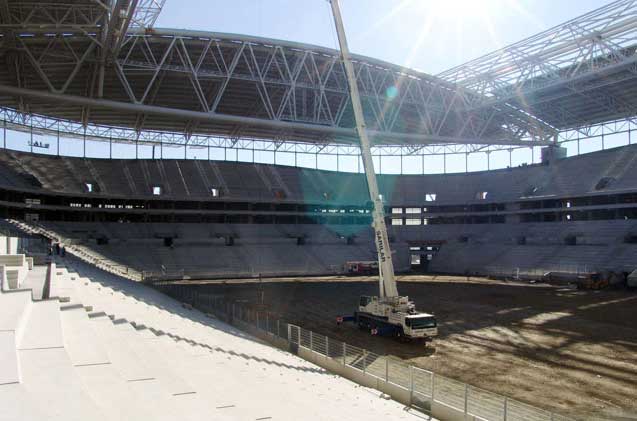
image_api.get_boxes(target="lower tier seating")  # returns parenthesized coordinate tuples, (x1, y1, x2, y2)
(0, 252, 423, 421)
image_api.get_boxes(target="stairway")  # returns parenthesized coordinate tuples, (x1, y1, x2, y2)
(121, 162, 138, 195)
(85, 160, 108, 194)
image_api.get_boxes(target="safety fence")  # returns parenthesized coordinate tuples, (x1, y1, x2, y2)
(140, 268, 341, 283)
(70, 247, 141, 279)
(156, 283, 574, 421)
(480, 265, 593, 280)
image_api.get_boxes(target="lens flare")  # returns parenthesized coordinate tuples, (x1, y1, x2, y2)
(386, 85, 399, 100)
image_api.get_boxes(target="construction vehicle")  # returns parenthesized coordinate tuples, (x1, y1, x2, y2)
(575, 273, 609, 290)
(351, 296, 438, 342)
(330, 0, 437, 343)
(343, 261, 378, 275)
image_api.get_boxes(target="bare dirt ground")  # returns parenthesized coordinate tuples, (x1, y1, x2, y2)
(182, 275, 637, 420)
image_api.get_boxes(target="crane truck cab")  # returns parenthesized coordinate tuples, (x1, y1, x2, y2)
(355, 295, 438, 341)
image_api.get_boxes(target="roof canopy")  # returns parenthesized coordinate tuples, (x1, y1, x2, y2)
(0, 0, 635, 150)
(438, 0, 637, 131)
(0, 0, 554, 148)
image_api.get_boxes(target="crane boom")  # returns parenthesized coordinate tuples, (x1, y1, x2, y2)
(329, 0, 399, 298)
(330, 0, 438, 343)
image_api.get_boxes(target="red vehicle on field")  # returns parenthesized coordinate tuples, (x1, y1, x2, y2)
(343, 261, 378, 276)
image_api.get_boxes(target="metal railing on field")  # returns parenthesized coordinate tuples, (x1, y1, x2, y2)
(140, 268, 343, 282)
(155, 283, 574, 421)
(479, 264, 636, 282)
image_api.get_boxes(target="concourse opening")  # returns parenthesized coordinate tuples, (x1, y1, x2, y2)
(408, 242, 442, 272)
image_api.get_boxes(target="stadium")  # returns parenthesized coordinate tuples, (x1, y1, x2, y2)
(0, 0, 636, 420)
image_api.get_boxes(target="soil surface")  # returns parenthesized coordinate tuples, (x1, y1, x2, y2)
(177, 275, 637, 420)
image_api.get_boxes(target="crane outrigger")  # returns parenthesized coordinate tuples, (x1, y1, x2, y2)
(330, 0, 437, 342)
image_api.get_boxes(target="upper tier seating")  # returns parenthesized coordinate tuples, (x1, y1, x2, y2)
(1, 144, 637, 205)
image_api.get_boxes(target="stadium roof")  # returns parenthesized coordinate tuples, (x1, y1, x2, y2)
(0, 0, 635, 150)
(438, 0, 637, 131)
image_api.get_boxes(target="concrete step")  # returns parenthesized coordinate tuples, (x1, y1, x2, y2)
(89, 315, 156, 382)
(0, 290, 32, 336)
(109, 320, 196, 396)
(53, 271, 80, 303)
(0, 383, 48, 421)
(71, 362, 177, 421)
(0, 331, 19, 385)
(155, 334, 329, 421)
(18, 347, 111, 421)
(60, 308, 109, 366)
(147, 333, 257, 421)
(18, 299, 64, 351)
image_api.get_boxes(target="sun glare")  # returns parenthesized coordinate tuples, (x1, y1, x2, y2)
(435, 0, 486, 17)
(410, 0, 494, 21)
(367, 0, 508, 71)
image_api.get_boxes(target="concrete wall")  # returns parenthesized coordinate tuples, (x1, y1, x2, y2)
(7, 237, 18, 254)
(0, 236, 18, 255)
(0, 254, 29, 289)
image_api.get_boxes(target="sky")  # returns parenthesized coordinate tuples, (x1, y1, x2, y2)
(156, 0, 615, 75)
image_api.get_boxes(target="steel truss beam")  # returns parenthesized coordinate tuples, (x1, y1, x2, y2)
(128, 0, 165, 30)
(0, 83, 553, 147)
(1, 13, 555, 149)
(7, 100, 633, 163)
(438, 0, 637, 129)
(558, 116, 637, 141)
(0, 106, 542, 158)
(117, 29, 553, 144)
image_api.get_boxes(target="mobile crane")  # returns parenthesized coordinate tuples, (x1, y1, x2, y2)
(330, 0, 438, 342)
